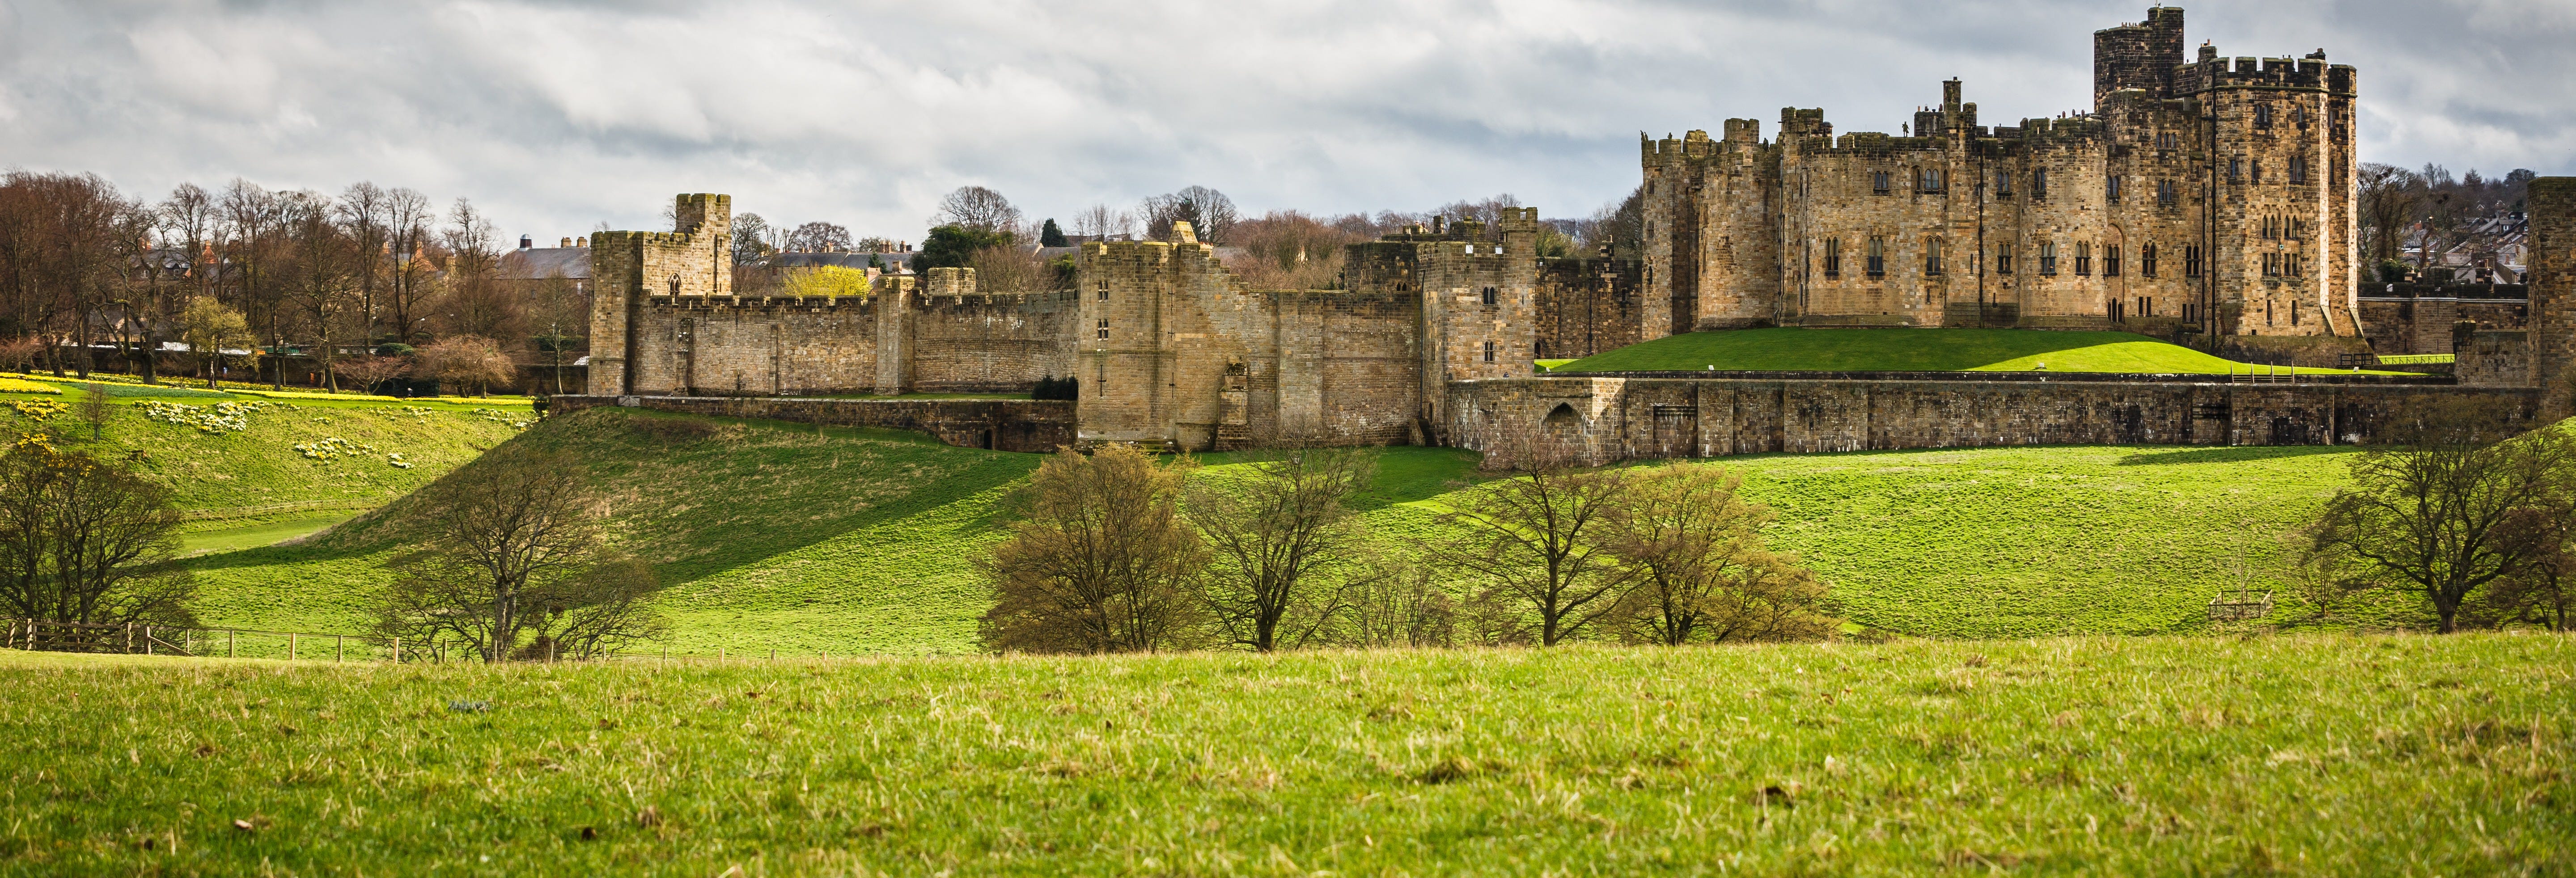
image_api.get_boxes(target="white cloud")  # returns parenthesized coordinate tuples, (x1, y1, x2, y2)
(4, 0, 2572, 243)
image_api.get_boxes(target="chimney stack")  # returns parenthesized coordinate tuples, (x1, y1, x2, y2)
(560, 237, 572, 248)
(519, 235, 532, 250)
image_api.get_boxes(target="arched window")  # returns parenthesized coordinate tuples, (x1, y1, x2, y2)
(2039, 242, 2058, 275)
(1823, 237, 1842, 278)
(2141, 243, 2159, 278)
(1866, 236, 1886, 277)
(2075, 241, 2093, 276)
(1925, 237, 1944, 276)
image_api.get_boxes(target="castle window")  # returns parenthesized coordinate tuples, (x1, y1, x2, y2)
(1917, 168, 1944, 193)
(2291, 218, 2304, 241)
(2105, 245, 2121, 277)
(1925, 237, 1944, 276)
(1866, 236, 1885, 278)
(2254, 104, 2272, 129)
(2032, 169, 2048, 199)
(1872, 171, 1891, 195)
(2075, 241, 2092, 276)
(1994, 170, 2013, 198)
(2039, 242, 2058, 275)
(1996, 245, 2013, 274)
(1481, 286, 1497, 306)
(2229, 158, 2242, 182)
(2288, 157, 2307, 184)
(2142, 244, 2158, 277)
(2157, 178, 2176, 205)
(2184, 245, 2203, 278)
(1823, 237, 1841, 279)
(1096, 318, 1110, 340)
(2262, 253, 2278, 277)
(1482, 340, 1496, 363)
(2110, 297, 2124, 323)
(2106, 176, 2122, 203)
(2252, 161, 2263, 185)
(2292, 106, 2306, 126)
(2292, 301, 2300, 326)
(2157, 131, 2178, 150)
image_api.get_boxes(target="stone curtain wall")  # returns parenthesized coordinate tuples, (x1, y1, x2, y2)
(551, 395, 1075, 452)
(1534, 255, 1645, 359)
(2357, 289, 2530, 356)
(1445, 377, 2539, 467)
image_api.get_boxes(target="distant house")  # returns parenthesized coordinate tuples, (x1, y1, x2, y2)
(500, 236, 593, 294)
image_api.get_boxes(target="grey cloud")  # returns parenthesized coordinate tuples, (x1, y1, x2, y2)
(4, 0, 2571, 244)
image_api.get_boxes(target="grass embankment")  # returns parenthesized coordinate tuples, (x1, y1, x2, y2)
(4, 380, 530, 555)
(1555, 328, 2407, 375)
(3, 634, 2567, 875)
(191, 407, 2381, 651)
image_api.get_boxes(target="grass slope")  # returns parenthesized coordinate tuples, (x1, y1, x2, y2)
(4, 634, 2567, 875)
(191, 407, 2386, 651)
(3, 387, 527, 514)
(1557, 327, 2403, 374)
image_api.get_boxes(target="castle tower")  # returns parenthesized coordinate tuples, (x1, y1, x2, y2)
(2531, 177, 2576, 418)
(584, 194, 733, 396)
(2093, 7, 2186, 108)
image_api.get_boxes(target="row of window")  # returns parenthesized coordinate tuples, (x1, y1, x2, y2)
(1821, 237, 2210, 279)
(1869, 165, 2303, 201)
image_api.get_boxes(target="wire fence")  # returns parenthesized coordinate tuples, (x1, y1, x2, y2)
(4, 618, 904, 665)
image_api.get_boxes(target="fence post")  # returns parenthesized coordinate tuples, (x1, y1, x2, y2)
(126, 623, 133, 654)
(393, 637, 401, 664)
(229, 630, 236, 658)
(335, 635, 343, 663)
(288, 632, 297, 661)
(145, 625, 153, 656)
(547, 641, 556, 663)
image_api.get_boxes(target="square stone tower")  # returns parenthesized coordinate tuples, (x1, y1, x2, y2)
(2530, 177, 2576, 418)
(585, 194, 733, 395)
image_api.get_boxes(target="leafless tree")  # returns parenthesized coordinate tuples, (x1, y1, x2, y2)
(2306, 397, 2576, 632)
(1431, 435, 1632, 646)
(282, 192, 360, 390)
(935, 186, 1024, 236)
(1185, 444, 1377, 651)
(384, 187, 436, 343)
(1069, 203, 1135, 241)
(979, 445, 1207, 653)
(1599, 463, 1835, 645)
(1577, 185, 1646, 260)
(730, 211, 778, 265)
(0, 445, 196, 633)
(415, 335, 516, 396)
(2356, 163, 2418, 274)
(1224, 211, 1370, 289)
(1334, 554, 1454, 648)
(377, 447, 663, 661)
(783, 220, 853, 253)
(336, 182, 393, 347)
(1140, 186, 1238, 244)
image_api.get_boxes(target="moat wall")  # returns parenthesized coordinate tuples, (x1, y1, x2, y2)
(550, 395, 1075, 452)
(1444, 377, 2539, 466)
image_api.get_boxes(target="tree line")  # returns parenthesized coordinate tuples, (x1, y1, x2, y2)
(0, 170, 573, 394)
(978, 438, 1837, 654)
(2356, 163, 2538, 282)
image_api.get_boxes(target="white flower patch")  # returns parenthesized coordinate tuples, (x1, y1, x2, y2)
(470, 408, 533, 430)
(138, 400, 272, 434)
(387, 452, 414, 469)
(292, 436, 379, 462)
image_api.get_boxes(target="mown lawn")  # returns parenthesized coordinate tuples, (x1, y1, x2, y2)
(1, 633, 2565, 875)
(1554, 328, 2408, 375)
(186, 407, 2392, 653)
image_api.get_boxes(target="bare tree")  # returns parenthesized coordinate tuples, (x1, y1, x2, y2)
(1224, 211, 1370, 289)
(377, 447, 662, 661)
(1578, 185, 1646, 261)
(1185, 445, 1377, 651)
(935, 186, 1023, 236)
(782, 220, 853, 253)
(730, 212, 778, 264)
(1140, 186, 1238, 244)
(383, 187, 436, 343)
(1336, 554, 1454, 648)
(0, 445, 196, 634)
(2307, 397, 2576, 632)
(1069, 203, 1135, 241)
(282, 192, 360, 390)
(335, 182, 392, 347)
(979, 445, 1206, 653)
(1431, 436, 1632, 646)
(414, 335, 516, 396)
(1601, 463, 1835, 645)
(2356, 163, 2418, 274)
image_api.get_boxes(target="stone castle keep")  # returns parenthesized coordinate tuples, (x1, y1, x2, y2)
(1642, 7, 2358, 339)
(576, 8, 2572, 460)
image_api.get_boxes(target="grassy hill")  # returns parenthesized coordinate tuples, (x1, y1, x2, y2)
(1553, 327, 2405, 374)
(185, 406, 2406, 651)
(4, 633, 2566, 874)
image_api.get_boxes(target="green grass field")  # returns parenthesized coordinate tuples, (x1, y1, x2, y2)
(182, 407, 2407, 652)
(1554, 328, 2406, 375)
(2, 633, 2565, 875)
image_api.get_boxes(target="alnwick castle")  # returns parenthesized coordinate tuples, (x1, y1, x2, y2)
(566, 8, 2575, 463)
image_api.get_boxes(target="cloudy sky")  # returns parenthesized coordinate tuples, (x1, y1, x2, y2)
(5, 0, 2572, 243)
